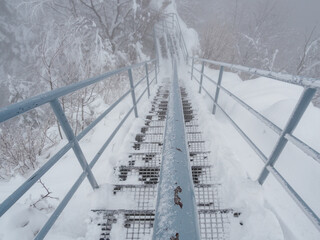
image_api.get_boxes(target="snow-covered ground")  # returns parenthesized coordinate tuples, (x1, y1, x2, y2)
(180, 62, 320, 240)
(1, 1, 320, 238)
(1, 60, 319, 240)
(0, 70, 161, 240)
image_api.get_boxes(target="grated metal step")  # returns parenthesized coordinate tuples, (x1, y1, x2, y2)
(92, 85, 232, 240)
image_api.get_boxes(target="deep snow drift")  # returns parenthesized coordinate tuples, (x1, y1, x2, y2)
(180, 62, 320, 240)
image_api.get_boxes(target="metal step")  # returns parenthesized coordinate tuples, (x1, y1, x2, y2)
(92, 84, 231, 240)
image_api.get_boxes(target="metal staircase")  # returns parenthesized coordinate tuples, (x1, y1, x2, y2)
(91, 66, 233, 239)
(0, 11, 320, 240)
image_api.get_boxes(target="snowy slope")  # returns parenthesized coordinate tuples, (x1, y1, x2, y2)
(180, 63, 320, 240)
(0, 76, 160, 239)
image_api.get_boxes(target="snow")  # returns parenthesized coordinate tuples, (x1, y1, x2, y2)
(1, 1, 320, 239)
(180, 62, 320, 240)
(0, 69, 159, 239)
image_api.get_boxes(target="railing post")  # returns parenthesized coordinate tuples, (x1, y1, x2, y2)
(128, 68, 138, 118)
(155, 61, 158, 84)
(212, 66, 224, 114)
(198, 61, 205, 93)
(153, 27, 159, 71)
(145, 63, 150, 98)
(191, 58, 194, 80)
(50, 99, 99, 189)
(258, 88, 316, 184)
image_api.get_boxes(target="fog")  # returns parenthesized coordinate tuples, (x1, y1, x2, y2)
(178, 0, 320, 35)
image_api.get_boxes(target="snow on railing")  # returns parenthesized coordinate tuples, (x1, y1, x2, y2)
(189, 56, 320, 232)
(0, 58, 158, 239)
(155, 13, 189, 62)
(152, 61, 200, 240)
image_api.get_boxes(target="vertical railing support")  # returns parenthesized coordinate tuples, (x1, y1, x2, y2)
(155, 61, 158, 84)
(145, 63, 150, 98)
(258, 88, 317, 184)
(50, 99, 99, 189)
(198, 61, 205, 93)
(191, 58, 194, 80)
(128, 69, 138, 118)
(153, 27, 159, 72)
(212, 66, 224, 114)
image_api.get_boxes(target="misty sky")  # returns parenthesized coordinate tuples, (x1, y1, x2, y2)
(184, 0, 320, 34)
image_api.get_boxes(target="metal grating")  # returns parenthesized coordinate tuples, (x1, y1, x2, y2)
(187, 132, 203, 142)
(118, 166, 160, 185)
(113, 185, 157, 210)
(190, 151, 211, 166)
(92, 85, 231, 240)
(94, 210, 155, 240)
(181, 86, 230, 239)
(135, 133, 163, 143)
(128, 153, 161, 167)
(199, 210, 231, 240)
(144, 120, 165, 127)
(188, 140, 206, 152)
(132, 142, 163, 152)
(195, 184, 222, 211)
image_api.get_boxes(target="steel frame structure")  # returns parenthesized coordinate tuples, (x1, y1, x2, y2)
(190, 56, 320, 232)
(0, 58, 158, 239)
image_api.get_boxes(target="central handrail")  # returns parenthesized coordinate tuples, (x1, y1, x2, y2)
(152, 61, 200, 240)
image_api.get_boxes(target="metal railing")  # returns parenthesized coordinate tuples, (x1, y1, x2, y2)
(152, 61, 200, 240)
(0, 58, 158, 239)
(189, 56, 320, 232)
(155, 13, 189, 61)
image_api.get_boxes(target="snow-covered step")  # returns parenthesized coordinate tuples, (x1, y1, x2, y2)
(91, 84, 232, 239)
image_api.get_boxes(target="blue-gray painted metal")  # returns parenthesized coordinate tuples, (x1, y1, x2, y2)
(285, 133, 320, 165)
(0, 141, 73, 217)
(50, 99, 99, 189)
(193, 67, 283, 135)
(153, 27, 159, 67)
(258, 88, 316, 184)
(155, 61, 158, 84)
(152, 61, 200, 240)
(198, 62, 205, 94)
(191, 58, 194, 80)
(145, 63, 150, 97)
(35, 68, 155, 240)
(77, 89, 131, 140)
(195, 80, 320, 232)
(212, 66, 224, 114)
(0, 55, 158, 239)
(11, 76, 152, 240)
(0, 59, 155, 123)
(190, 58, 320, 231)
(172, 14, 188, 60)
(158, 13, 188, 62)
(191, 57, 320, 88)
(0, 89, 132, 218)
(88, 106, 135, 170)
(266, 165, 320, 231)
(87, 79, 151, 171)
(213, 99, 268, 164)
(34, 171, 87, 240)
(128, 68, 139, 118)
